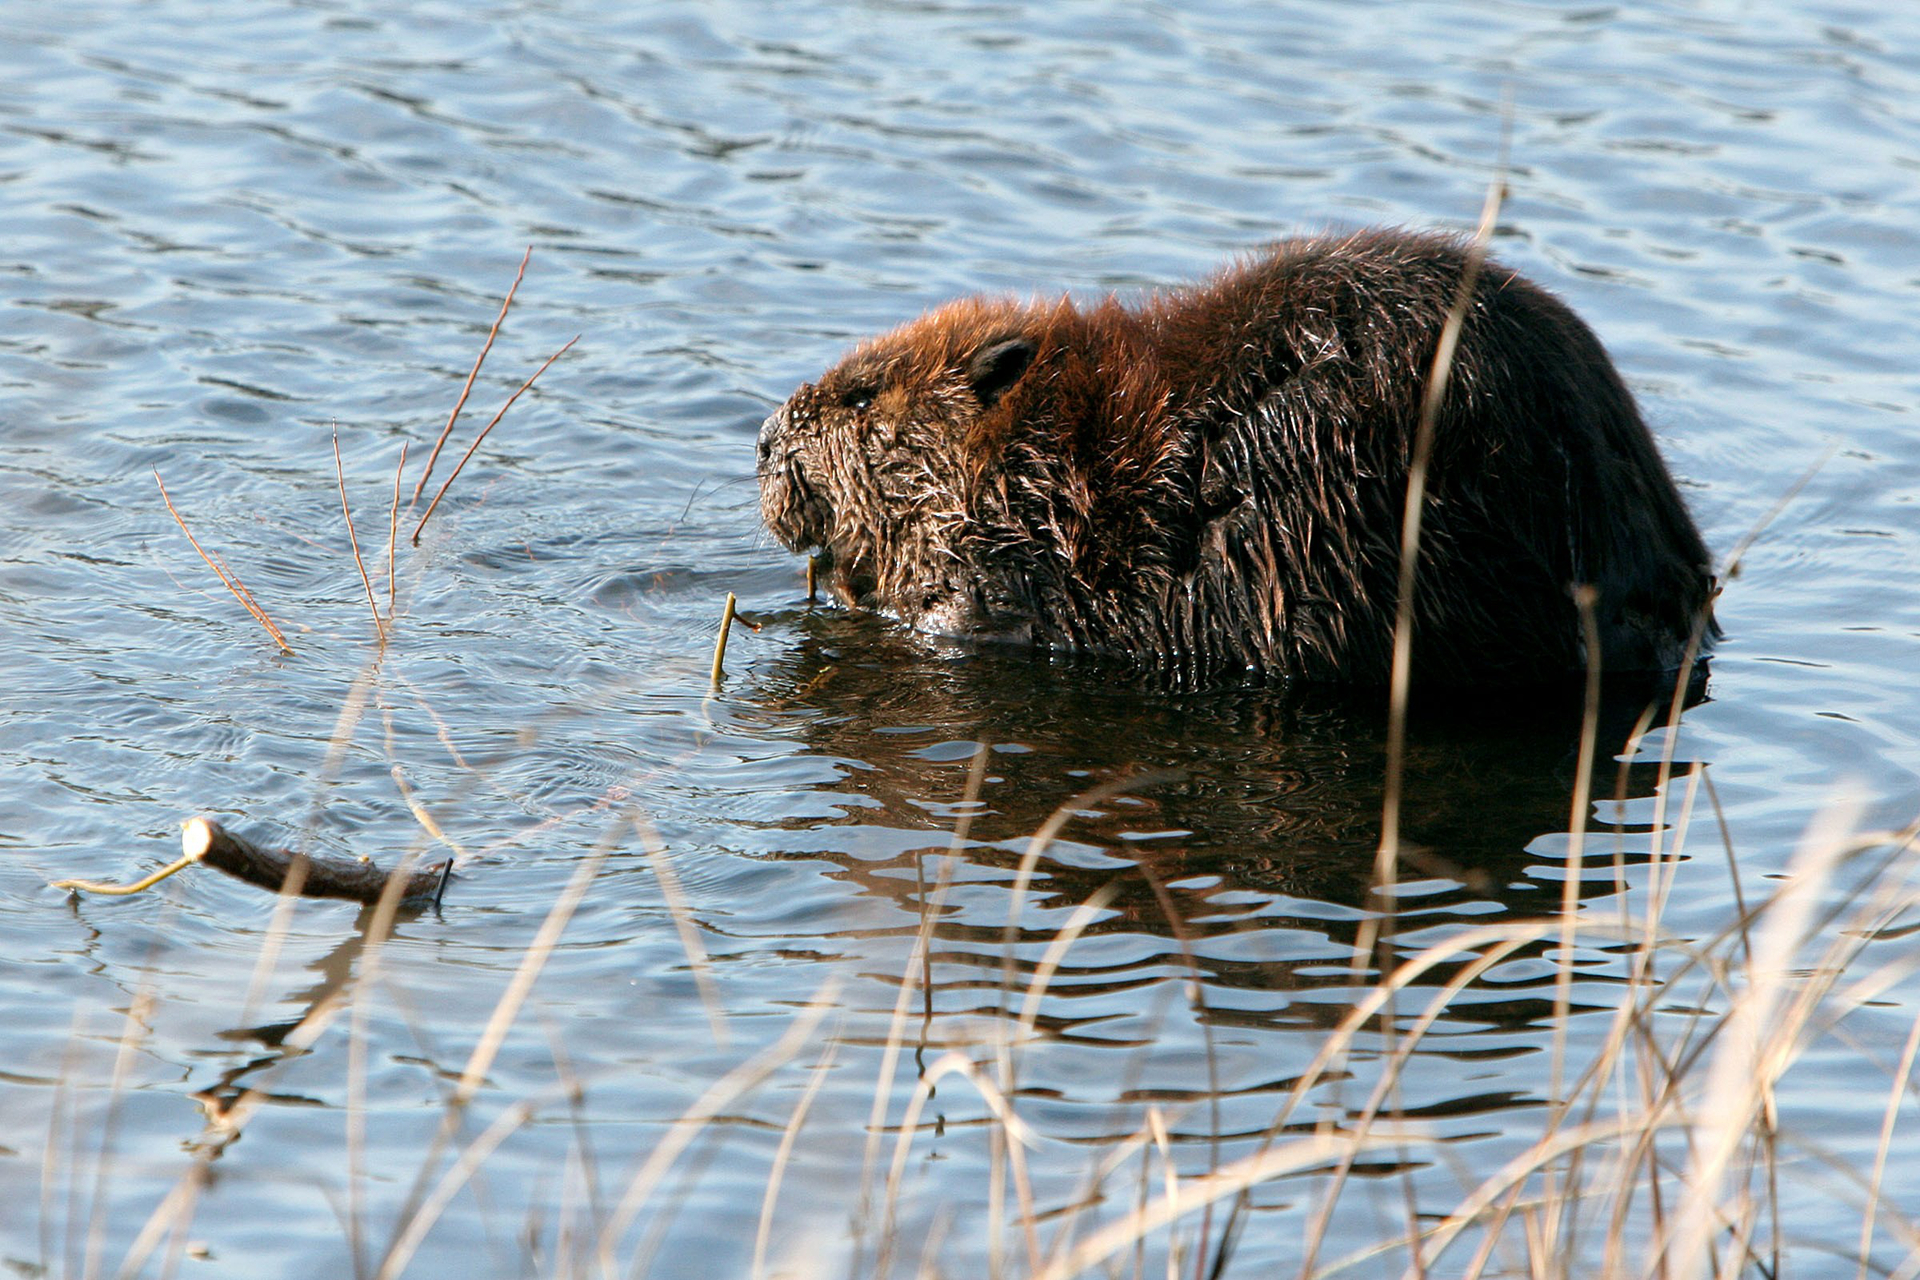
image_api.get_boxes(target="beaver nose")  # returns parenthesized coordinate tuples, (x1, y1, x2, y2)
(756, 410, 780, 468)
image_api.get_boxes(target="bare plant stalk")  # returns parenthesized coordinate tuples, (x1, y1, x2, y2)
(1658, 799, 1855, 1277)
(154, 469, 293, 653)
(370, 831, 610, 1278)
(1459, 702, 1666, 1277)
(413, 245, 531, 506)
(345, 800, 444, 1280)
(1013, 882, 1123, 1042)
(386, 763, 468, 864)
(711, 592, 738, 687)
(377, 1088, 565, 1280)
(412, 334, 580, 545)
(335, 430, 386, 642)
(388, 440, 407, 620)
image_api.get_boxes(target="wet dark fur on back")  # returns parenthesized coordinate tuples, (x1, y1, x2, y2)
(758, 229, 1716, 687)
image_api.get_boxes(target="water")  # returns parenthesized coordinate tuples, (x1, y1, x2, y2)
(3, 1, 1918, 1276)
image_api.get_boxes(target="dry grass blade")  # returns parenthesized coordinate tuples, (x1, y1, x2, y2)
(376, 1087, 563, 1280)
(1374, 166, 1506, 890)
(999, 773, 1176, 989)
(154, 469, 293, 653)
(1858, 1009, 1920, 1280)
(1410, 1112, 1675, 1277)
(1032, 1132, 1408, 1280)
(42, 1005, 84, 1276)
(633, 813, 728, 1047)
(854, 746, 993, 1259)
(81, 976, 161, 1280)
(594, 985, 839, 1273)
(1239, 920, 1585, 1209)
(1657, 798, 1855, 1277)
(413, 245, 531, 507)
(412, 333, 580, 545)
(879, 1050, 1041, 1259)
(1147, 1107, 1177, 1278)
(344, 809, 458, 1280)
(752, 1031, 842, 1280)
(113, 985, 351, 1277)
(1295, 930, 1554, 1279)
(1013, 881, 1122, 1041)
(385, 763, 469, 865)
(857, 852, 957, 1277)
(335, 429, 387, 642)
(372, 841, 608, 1279)
(455, 845, 605, 1109)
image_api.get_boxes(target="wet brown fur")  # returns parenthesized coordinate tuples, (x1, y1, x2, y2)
(758, 229, 1716, 686)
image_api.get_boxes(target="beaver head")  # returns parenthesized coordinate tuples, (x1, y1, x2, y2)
(758, 295, 1187, 646)
(756, 299, 1044, 636)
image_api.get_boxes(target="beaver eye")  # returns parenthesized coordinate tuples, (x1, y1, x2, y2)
(839, 385, 876, 411)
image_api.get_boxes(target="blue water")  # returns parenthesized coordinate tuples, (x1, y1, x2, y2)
(3, 2, 1918, 1277)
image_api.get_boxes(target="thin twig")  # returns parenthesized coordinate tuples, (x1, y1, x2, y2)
(412, 245, 530, 507)
(51, 852, 200, 897)
(388, 441, 407, 621)
(412, 334, 580, 545)
(154, 470, 293, 653)
(335, 430, 386, 642)
(711, 592, 738, 687)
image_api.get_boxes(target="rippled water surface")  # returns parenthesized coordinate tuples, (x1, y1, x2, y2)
(4, 2, 1918, 1277)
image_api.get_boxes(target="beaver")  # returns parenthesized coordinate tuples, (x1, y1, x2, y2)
(757, 228, 1716, 687)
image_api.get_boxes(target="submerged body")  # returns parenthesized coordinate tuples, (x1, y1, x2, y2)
(757, 229, 1715, 687)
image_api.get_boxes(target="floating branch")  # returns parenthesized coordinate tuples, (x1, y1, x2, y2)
(411, 333, 580, 545)
(53, 817, 450, 906)
(184, 816, 450, 904)
(412, 245, 531, 507)
(155, 470, 294, 654)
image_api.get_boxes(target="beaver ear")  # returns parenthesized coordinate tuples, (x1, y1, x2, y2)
(967, 338, 1036, 408)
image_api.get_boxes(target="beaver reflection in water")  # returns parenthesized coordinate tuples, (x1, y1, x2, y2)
(757, 229, 1715, 687)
